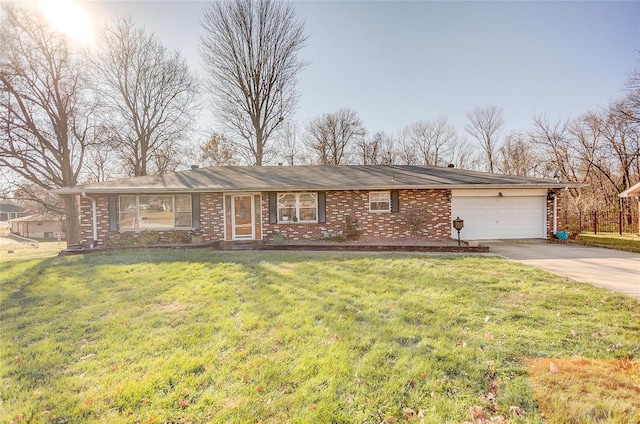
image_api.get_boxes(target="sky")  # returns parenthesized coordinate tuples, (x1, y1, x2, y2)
(13, 0, 640, 138)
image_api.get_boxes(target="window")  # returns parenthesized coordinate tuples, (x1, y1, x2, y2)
(277, 193, 317, 223)
(118, 195, 192, 230)
(369, 191, 391, 212)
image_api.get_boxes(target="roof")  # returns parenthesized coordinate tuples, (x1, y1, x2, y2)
(9, 213, 64, 223)
(0, 203, 26, 213)
(52, 165, 576, 195)
(619, 181, 640, 198)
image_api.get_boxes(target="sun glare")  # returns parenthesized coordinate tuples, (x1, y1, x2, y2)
(39, 0, 94, 44)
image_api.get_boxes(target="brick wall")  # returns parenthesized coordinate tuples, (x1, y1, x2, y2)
(79, 193, 225, 247)
(262, 189, 452, 242)
(80, 188, 560, 246)
(79, 189, 453, 247)
(546, 189, 563, 238)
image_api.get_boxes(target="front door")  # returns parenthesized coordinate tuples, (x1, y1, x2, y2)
(232, 195, 254, 239)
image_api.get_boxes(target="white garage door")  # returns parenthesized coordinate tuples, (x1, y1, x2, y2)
(451, 196, 547, 240)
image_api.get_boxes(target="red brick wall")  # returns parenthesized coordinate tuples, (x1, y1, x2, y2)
(546, 189, 563, 238)
(79, 189, 453, 247)
(80, 188, 559, 246)
(79, 193, 225, 247)
(262, 189, 452, 242)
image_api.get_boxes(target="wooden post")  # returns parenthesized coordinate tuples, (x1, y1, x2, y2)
(619, 210, 623, 236)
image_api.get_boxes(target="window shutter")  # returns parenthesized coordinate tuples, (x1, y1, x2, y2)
(192, 193, 201, 230)
(391, 190, 400, 213)
(318, 192, 326, 223)
(108, 195, 119, 231)
(269, 193, 277, 224)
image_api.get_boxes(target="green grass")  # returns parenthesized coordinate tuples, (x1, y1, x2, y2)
(573, 233, 640, 253)
(0, 241, 67, 263)
(1, 250, 639, 423)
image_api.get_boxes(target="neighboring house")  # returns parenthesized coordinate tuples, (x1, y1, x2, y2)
(52, 165, 574, 248)
(0, 203, 27, 222)
(9, 213, 66, 240)
(619, 181, 640, 234)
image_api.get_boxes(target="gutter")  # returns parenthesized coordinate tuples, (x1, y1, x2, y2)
(81, 192, 98, 246)
(53, 182, 584, 195)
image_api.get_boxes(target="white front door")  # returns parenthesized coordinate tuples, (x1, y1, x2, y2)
(232, 195, 254, 240)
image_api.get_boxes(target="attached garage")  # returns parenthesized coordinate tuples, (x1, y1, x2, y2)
(451, 189, 548, 240)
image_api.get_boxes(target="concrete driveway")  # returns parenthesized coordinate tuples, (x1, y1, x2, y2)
(484, 240, 640, 300)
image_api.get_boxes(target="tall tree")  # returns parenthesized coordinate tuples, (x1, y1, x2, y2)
(465, 106, 504, 173)
(0, 5, 94, 243)
(200, 0, 308, 165)
(200, 132, 238, 166)
(621, 56, 640, 128)
(401, 117, 457, 167)
(496, 131, 539, 177)
(275, 120, 304, 165)
(304, 108, 366, 165)
(356, 131, 398, 165)
(92, 16, 199, 177)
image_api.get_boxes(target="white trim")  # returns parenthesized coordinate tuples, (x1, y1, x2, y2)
(619, 181, 640, 198)
(451, 188, 548, 197)
(277, 192, 318, 223)
(231, 194, 255, 240)
(369, 191, 391, 213)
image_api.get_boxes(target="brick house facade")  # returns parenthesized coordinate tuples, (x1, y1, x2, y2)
(61, 165, 573, 248)
(79, 189, 455, 246)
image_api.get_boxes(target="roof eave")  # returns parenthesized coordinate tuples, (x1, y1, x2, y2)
(52, 182, 578, 195)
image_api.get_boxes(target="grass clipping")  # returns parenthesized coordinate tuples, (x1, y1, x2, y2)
(526, 358, 640, 423)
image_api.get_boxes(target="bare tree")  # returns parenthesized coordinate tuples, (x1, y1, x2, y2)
(355, 131, 398, 165)
(0, 5, 95, 243)
(530, 115, 576, 181)
(497, 131, 539, 176)
(465, 106, 504, 173)
(401, 117, 457, 166)
(304, 108, 366, 165)
(200, 0, 308, 166)
(92, 16, 199, 177)
(200, 132, 238, 166)
(275, 120, 304, 165)
(447, 137, 477, 170)
(621, 56, 640, 128)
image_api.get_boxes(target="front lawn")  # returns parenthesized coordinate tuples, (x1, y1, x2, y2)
(1, 251, 638, 423)
(573, 233, 640, 253)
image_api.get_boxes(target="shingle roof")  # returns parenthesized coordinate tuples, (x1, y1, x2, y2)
(0, 203, 26, 213)
(9, 212, 63, 222)
(52, 165, 573, 194)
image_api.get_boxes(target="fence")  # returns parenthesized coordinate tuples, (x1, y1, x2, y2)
(564, 208, 639, 236)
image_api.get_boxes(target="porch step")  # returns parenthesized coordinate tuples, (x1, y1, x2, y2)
(218, 241, 262, 251)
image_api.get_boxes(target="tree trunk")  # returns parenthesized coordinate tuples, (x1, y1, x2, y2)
(63, 194, 80, 244)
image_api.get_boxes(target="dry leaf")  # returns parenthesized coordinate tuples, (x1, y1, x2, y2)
(488, 381, 499, 394)
(549, 362, 559, 373)
(509, 405, 526, 416)
(402, 407, 415, 416)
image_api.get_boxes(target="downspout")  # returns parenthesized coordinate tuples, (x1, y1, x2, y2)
(81, 192, 98, 247)
(552, 194, 558, 235)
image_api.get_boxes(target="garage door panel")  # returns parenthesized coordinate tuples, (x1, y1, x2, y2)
(451, 196, 546, 240)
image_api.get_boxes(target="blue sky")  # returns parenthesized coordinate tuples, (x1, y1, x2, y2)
(82, 1, 640, 137)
